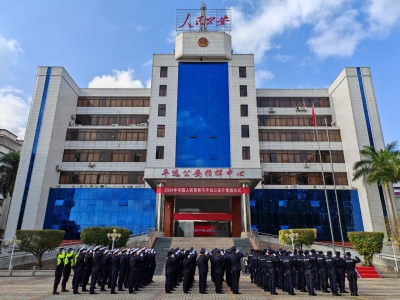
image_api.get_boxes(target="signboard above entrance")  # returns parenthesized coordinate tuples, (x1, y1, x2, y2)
(156, 186, 250, 195)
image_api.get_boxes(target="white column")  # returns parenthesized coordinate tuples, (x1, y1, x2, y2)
(241, 182, 251, 237)
(155, 182, 165, 237)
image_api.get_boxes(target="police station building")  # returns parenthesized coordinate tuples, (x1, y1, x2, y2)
(4, 7, 392, 243)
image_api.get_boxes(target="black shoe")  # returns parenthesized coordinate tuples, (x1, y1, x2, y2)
(110, 291, 118, 294)
(333, 293, 342, 296)
(234, 292, 242, 294)
(117, 289, 125, 291)
(129, 291, 136, 294)
(89, 292, 98, 294)
(166, 291, 172, 293)
(100, 289, 107, 291)
(73, 292, 81, 294)
(342, 290, 348, 293)
(81, 289, 88, 292)
(289, 293, 296, 295)
(134, 289, 141, 291)
(61, 289, 69, 292)
(311, 293, 317, 296)
(52, 291, 60, 295)
(354, 293, 359, 296)
(271, 292, 279, 295)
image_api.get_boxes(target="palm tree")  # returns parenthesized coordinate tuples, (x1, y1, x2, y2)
(0, 151, 20, 198)
(353, 141, 400, 238)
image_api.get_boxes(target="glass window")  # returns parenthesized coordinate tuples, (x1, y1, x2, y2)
(158, 104, 166, 116)
(77, 97, 150, 107)
(157, 125, 165, 137)
(256, 97, 330, 108)
(310, 201, 320, 207)
(241, 125, 249, 138)
(242, 146, 250, 160)
(159, 85, 167, 96)
(240, 104, 248, 117)
(156, 146, 164, 159)
(160, 67, 168, 78)
(240, 85, 248, 97)
(239, 67, 247, 78)
(278, 200, 287, 207)
(119, 199, 128, 206)
(55, 200, 64, 206)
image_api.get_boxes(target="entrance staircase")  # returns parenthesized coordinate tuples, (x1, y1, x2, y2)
(152, 237, 254, 275)
(356, 266, 381, 278)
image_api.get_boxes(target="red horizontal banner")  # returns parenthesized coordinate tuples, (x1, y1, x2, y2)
(173, 213, 232, 221)
(156, 187, 250, 195)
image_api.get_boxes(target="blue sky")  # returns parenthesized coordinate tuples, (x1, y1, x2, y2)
(0, 0, 399, 144)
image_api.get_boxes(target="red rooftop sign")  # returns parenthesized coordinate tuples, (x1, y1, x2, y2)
(176, 9, 231, 32)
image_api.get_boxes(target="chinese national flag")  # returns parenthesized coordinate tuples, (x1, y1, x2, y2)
(311, 104, 316, 127)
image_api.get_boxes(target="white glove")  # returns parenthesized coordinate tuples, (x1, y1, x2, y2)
(205, 251, 208, 255)
(171, 254, 174, 258)
(237, 249, 241, 253)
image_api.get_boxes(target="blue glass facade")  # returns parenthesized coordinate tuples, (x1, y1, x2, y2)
(176, 62, 230, 167)
(18, 67, 51, 230)
(250, 189, 364, 241)
(43, 188, 156, 239)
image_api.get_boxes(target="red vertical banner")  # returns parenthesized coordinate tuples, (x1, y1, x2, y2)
(311, 104, 316, 127)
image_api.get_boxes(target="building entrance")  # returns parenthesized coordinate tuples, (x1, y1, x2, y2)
(163, 195, 242, 237)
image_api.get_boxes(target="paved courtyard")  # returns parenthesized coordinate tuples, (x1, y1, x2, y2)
(0, 274, 399, 300)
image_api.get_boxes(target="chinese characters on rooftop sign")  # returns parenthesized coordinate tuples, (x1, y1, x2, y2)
(176, 9, 231, 32)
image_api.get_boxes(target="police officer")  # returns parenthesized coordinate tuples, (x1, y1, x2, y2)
(266, 250, 278, 295)
(117, 249, 128, 291)
(303, 250, 317, 296)
(128, 249, 139, 294)
(165, 251, 176, 293)
(81, 248, 93, 292)
(182, 251, 194, 293)
(317, 251, 330, 293)
(325, 250, 341, 296)
(89, 246, 102, 294)
(212, 249, 225, 294)
(296, 250, 306, 292)
(229, 246, 244, 294)
(100, 249, 111, 292)
(110, 250, 120, 294)
(282, 251, 296, 295)
(336, 251, 348, 294)
(61, 248, 74, 292)
(344, 252, 361, 296)
(53, 248, 66, 295)
(197, 248, 210, 294)
(72, 247, 86, 294)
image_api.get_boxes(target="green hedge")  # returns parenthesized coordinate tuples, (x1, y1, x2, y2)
(279, 228, 317, 250)
(80, 227, 130, 248)
(347, 231, 384, 266)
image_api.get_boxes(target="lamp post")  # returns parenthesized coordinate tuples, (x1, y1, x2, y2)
(384, 238, 399, 272)
(285, 230, 299, 251)
(107, 229, 121, 250)
(6, 236, 21, 270)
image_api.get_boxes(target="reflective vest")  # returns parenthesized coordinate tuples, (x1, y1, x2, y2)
(64, 251, 74, 266)
(71, 253, 79, 267)
(57, 253, 66, 266)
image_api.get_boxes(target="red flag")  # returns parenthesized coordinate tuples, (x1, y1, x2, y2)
(311, 104, 316, 127)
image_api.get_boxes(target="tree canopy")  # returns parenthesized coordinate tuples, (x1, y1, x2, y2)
(348, 231, 384, 266)
(0, 150, 20, 198)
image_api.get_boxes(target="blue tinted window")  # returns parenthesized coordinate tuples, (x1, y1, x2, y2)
(43, 188, 156, 239)
(55, 200, 64, 206)
(281, 225, 289, 229)
(250, 200, 255, 207)
(279, 200, 287, 207)
(310, 200, 320, 207)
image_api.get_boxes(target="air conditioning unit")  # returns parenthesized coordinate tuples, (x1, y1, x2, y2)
(55, 165, 61, 172)
(291, 185, 297, 189)
(341, 186, 347, 189)
(69, 120, 75, 126)
(268, 108, 275, 114)
(72, 185, 76, 188)
(88, 162, 95, 168)
(260, 158, 264, 162)
(79, 185, 84, 188)
(129, 124, 136, 127)
(57, 185, 62, 188)
(304, 162, 309, 168)
(100, 185, 105, 188)
(331, 121, 336, 127)
(301, 107, 307, 112)
(296, 107, 300, 112)
(71, 114, 76, 120)
(112, 124, 118, 126)
(313, 185, 317, 189)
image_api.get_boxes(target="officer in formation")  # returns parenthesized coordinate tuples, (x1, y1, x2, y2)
(53, 245, 157, 295)
(249, 248, 361, 297)
(164, 245, 244, 295)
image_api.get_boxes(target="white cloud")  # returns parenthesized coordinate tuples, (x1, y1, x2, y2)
(256, 70, 275, 87)
(0, 87, 30, 139)
(307, 9, 365, 59)
(142, 60, 152, 68)
(230, 0, 400, 61)
(0, 35, 23, 72)
(274, 54, 293, 63)
(146, 79, 151, 88)
(134, 25, 147, 32)
(88, 69, 145, 88)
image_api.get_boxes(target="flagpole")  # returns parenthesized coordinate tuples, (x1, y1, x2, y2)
(312, 104, 336, 252)
(325, 117, 346, 255)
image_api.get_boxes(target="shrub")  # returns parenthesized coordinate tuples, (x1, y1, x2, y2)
(347, 231, 384, 266)
(279, 228, 317, 250)
(16, 230, 65, 269)
(80, 227, 129, 248)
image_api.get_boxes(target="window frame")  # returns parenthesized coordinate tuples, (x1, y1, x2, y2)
(240, 104, 248, 117)
(239, 67, 247, 78)
(160, 67, 168, 78)
(159, 85, 167, 97)
(156, 146, 164, 159)
(242, 146, 251, 160)
(157, 125, 165, 137)
(240, 85, 248, 97)
(241, 125, 250, 138)
(158, 104, 166, 117)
